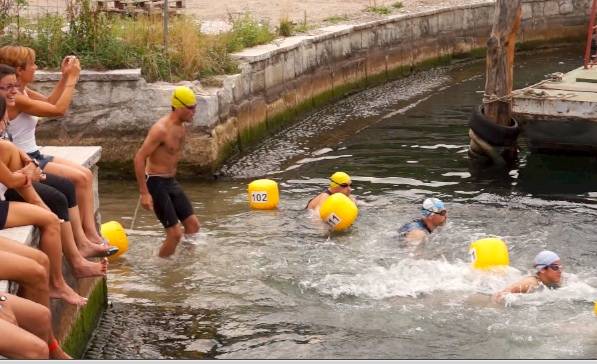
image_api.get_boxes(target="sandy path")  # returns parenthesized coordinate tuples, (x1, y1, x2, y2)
(185, 0, 490, 26)
(25, 0, 490, 29)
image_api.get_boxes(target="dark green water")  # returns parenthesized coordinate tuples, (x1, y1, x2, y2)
(86, 46, 597, 359)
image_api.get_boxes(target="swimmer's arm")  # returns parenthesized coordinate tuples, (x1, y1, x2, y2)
(493, 277, 538, 302)
(306, 195, 322, 210)
(404, 229, 427, 243)
(134, 125, 165, 195)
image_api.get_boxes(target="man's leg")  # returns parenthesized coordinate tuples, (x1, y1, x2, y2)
(160, 224, 183, 258)
(181, 214, 200, 236)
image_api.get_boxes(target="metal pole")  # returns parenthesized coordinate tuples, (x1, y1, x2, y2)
(584, 0, 597, 68)
(163, 0, 168, 51)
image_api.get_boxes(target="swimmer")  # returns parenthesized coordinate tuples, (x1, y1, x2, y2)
(306, 171, 356, 210)
(493, 250, 563, 303)
(398, 197, 447, 243)
(133, 86, 201, 258)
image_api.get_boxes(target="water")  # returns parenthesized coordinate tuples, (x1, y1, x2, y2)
(86, 46, 597, 359)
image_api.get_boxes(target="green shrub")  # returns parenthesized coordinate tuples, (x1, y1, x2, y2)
(277, 17, 292, 37)
(392, 1, 403, 9)
(324, 15, 349, 24)
(365, 6, 391, 15)
(0, 4, 273, 81)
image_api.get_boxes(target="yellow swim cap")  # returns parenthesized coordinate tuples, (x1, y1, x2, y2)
(171, 86, 197, 109)
(329, 171, 351, 188)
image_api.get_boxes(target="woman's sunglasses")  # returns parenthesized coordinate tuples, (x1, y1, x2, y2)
(546, 264, 562, 271)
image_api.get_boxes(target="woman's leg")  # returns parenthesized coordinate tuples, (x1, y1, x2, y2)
(41, 173, 110, 257)
(60, 221, 107, 278)
(43, 158, 103, 243)
(0, 316, 48, 359)
(0, 239, 71, 359)
(0, 245, 48, 307)
(69, 206, 108, 257)
(4, 202, 86, 306)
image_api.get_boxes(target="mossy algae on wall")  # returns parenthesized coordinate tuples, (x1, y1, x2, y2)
(62, 279, 108, 358)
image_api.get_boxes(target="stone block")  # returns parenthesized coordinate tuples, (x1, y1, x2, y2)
(438, 10, 456, 32)
(315, 38, 334, 67)
(264, 54, 285, 90)
(522, 3, 533, 20)
(360, 28, 376, 49)
(299, 39, 317, 74)
(350, 30, 362, 52)
(558, 0, 573, 15)
(284, 50, 296, 82)
(217, 82, 233, 120)
(195, 94, 219, 128)
(544, 0, 560, 16)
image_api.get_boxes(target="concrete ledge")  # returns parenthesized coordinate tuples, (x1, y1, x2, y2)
(35, 69, 142, 83)
(0, 145, 105, 358)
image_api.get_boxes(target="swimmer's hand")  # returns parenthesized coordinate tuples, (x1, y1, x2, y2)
(492, 291, 508, 304)
(140, 193, 154, 211)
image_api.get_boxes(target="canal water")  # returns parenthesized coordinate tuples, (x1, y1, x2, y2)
(86, 46, 597, 359)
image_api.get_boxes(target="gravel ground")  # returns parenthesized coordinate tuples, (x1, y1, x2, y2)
(25, 0, 493, 34)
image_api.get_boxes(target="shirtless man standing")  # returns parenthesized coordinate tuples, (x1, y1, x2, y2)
(134, 86, 201, 258)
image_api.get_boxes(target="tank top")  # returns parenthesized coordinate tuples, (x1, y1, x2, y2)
(8, 112, 39, 154)
(0, 182, 7, 201)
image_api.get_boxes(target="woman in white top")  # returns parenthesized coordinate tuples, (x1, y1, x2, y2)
(0, 45, 106, 246)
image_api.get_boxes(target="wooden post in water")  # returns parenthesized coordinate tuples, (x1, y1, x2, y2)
(469, 0, 522, 166)
(484, 0, 521, 126)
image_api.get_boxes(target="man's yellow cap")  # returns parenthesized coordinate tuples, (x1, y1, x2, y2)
(329, 171, 351, 188)
(171, 86, 197, 109)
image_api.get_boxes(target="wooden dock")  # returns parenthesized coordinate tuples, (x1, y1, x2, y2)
(512, 66, 597, 153)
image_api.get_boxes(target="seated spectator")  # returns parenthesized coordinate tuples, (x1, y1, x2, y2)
(0, 50, 107, 246)
(0, 292, 66, 359)
(0, 236, 70, 358)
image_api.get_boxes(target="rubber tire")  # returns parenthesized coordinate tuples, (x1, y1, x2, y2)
(469, 105, 520, 146)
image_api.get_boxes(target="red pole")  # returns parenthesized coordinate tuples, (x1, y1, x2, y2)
(584, 0, 597, 68)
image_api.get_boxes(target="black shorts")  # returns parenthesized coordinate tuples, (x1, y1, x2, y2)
(0, 200, 8, 229)
(5, 182, 69, 221)
(42, 173, 76, 209)
(27, 150, 54, 170)
(146, 176, 194, 229)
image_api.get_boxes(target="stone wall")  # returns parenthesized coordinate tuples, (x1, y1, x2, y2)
(32, 0, 590, 177)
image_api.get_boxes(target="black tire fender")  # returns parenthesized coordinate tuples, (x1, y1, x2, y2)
(469, 105, 520, 146)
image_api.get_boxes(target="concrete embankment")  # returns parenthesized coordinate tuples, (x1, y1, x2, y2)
(33, 0, 589, 177)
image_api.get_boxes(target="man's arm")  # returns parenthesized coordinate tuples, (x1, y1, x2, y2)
(133, 125, 164, 210)
(493, 276, 538, 302)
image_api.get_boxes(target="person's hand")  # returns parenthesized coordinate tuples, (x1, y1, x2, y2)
(61, 56, 81, 79)
(20, 162, 43, 182)
(492, 291, 506, 304)
(140, 193, 153, 211)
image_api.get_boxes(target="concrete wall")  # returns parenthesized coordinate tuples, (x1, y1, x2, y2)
(32, 0, 591, 177)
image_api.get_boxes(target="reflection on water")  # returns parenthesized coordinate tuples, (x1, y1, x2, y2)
(86, 47, 597, 359)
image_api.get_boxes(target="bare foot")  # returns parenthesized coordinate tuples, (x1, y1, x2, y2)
(79, 240, 112, 258)
(50, 281, 87, 306)
(72, 258, 108, 278)
(50, 345, 72, 359)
